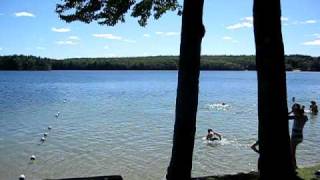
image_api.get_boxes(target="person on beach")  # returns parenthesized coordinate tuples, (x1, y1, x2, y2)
(310, 101, 318, 115)
(251, 140, 260, 171)
(288, 103, 308, 169)
(251, 140, 259, 154)
(206, 129, 222, 141)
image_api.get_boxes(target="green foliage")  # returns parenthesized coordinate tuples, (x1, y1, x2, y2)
(0, 55, 52, 70)
(1, 54, 320, 71)
(56, 0, 181, 26)
(296, 164, 320, 180)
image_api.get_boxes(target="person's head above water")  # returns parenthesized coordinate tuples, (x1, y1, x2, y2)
(292, 103, 300, 112)
(208, 129, 213, 133)
(311, 101, 316, 105)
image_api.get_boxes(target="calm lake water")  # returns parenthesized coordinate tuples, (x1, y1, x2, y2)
(0, 71, 319, 180)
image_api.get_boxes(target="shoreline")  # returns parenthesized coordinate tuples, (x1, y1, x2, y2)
(192, 163, 320, 180)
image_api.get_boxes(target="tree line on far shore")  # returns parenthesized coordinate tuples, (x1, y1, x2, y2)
(1, 54, 320, 71)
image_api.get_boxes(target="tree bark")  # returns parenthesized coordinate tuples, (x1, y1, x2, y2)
(166, 0, 205, 179)
(253, 0, 296, 179)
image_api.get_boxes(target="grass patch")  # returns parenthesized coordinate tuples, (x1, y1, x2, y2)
(297, 164, 320, 180)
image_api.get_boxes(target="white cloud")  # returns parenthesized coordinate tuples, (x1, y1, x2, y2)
(143, 34, 151, 37)
(227, 17, 253, 30)
(293, 19, 317, 25)
(92, 33, 122, 40)
(227, 16, 289, 30)
(222, 36, 239, 43)
(222, 36, 233, 40)
(55, 40, 77, 45)
(52, 27, 71, 33)
(36, 46, 46, 50)
(155, 31, 179, 36)
(93, 33, 135, 43)
(0, 47, 3, 51)
(312, 33, 320, 38)
(104, 45, 109, 49)
(15, 11, 35, 17)
(68, 36, 80, 40)
(241, 16, 253, 22)
(165, 32, 179, 36)
(305, 20, 317, 24)
(302, 39, 320, 46)
(227, 22, 252, 30)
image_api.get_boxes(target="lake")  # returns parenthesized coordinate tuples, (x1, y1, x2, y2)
(0, 71, 319, 180)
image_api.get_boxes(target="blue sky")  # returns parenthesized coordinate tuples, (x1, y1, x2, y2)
(0, 0, 319, 59)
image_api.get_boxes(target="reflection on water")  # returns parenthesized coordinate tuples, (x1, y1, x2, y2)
(0, 71, 319, 180)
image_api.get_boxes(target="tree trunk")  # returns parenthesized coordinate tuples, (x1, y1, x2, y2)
(166, 0, 205, 179)
(253, 0, 296, 179)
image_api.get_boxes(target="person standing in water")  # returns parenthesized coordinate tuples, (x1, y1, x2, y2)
(289, 103, 308, 169)
(310, 101, 318, 115)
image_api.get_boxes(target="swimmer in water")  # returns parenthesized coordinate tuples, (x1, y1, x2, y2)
(206, 129, 222, 141)
(310, 101, 318, 115)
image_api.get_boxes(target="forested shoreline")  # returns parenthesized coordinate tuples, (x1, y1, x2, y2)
(1, 54, 320, 71)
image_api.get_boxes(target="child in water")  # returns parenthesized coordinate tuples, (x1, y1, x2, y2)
(310, 101, 318, 115)
(206, 129, 222, 141)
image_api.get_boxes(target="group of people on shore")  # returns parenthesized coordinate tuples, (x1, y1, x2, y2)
(251, 99, 318, 171)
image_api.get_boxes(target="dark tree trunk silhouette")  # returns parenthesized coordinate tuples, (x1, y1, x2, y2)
(166, 0, 205, 179)
(253, 0, 296, 179)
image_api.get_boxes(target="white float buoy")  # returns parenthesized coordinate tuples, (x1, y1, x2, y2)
(48, 126, 52, 130)
(30, 155, 36, 161)
(315, 170, 320, 177)
(44, 133, 48, 137)
(19, 174, 25, 180)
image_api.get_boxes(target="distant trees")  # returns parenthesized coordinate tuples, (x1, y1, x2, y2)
(0, 55, 51, 70)
(1, 55, 320, 71)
